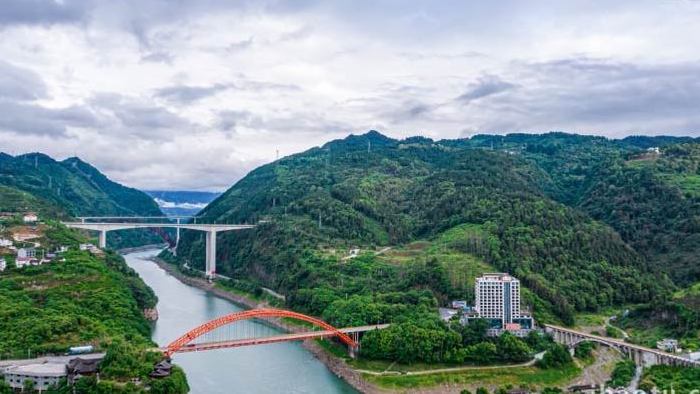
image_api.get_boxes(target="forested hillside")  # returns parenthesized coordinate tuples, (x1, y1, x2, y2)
(0, 153, 160, 216)
(0, 153, 164, 248)
(175, 131, 699, 327)
(580, 144, 700, 285)
(0, 224, 188, 393)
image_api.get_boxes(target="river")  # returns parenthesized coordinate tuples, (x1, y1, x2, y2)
(124, 250, 358, 394)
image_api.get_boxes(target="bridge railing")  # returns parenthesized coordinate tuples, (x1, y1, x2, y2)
(73, 216, 260, 226)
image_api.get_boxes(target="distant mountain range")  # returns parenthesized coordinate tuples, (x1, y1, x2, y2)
(145, 191, 220, 217)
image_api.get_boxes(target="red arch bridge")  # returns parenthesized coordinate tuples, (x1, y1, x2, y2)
(160, 308, 389, 359)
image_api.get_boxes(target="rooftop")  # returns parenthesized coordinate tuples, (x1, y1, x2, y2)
(5, 362, 67, 377)
(478, 273, 517, 281)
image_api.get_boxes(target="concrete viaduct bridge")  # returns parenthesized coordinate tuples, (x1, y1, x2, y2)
(63, 217, 255, 278)
(545, 324, 700, 368)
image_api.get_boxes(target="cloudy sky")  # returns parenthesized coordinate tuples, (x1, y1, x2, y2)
(1, 0, 700, 191)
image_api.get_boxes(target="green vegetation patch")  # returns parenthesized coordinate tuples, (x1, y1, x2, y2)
(363, 364, 581, 390)
(607, 360, 636, 388)
(640, 365, 700, 394)
(0, 249, 155, 357)
(0, 224, 187, 393)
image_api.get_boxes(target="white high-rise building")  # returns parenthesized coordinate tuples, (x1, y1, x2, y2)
(475, 273, 521, 327)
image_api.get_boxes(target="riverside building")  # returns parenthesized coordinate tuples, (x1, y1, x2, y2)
(465, 273, 534, 337)
(3, 363, 67, 392)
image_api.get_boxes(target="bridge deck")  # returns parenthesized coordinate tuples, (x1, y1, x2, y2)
(63, 222, 256, 232)
(76, 216, 195, 220)
(544, 324, 700, 366)
(160, 324, 389, 354)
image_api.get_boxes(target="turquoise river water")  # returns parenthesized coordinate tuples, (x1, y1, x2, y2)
(124, 250, 358, 394)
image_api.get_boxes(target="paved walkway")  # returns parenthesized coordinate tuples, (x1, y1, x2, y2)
(606, 316, 630, 339)
(355, 352, 545, 376)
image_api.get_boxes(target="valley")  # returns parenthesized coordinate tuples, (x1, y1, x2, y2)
(1, 131, 699, 393)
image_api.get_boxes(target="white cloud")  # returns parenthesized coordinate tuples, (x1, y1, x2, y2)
(153, 198, 207, 210)
(1, 1, 699, 190)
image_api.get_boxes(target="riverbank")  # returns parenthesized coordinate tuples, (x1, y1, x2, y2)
(118, 243, 170, 255)
(148, 255, 382, 394)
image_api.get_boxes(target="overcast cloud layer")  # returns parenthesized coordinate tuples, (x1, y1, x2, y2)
(1, 0, 699, 190)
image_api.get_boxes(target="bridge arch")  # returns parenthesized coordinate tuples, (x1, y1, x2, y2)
(569, 338, 626, 357)
(164, 308, 357, 357)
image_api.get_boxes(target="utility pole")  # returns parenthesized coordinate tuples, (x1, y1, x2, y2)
(318, 212, 322, 229)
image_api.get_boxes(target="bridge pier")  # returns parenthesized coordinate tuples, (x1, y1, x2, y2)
(99, 230, 107, 249)
(205, 230, 217, 279)
(174, 218, 181, 256)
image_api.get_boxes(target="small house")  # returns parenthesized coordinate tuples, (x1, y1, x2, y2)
(657, 338, 680, 352)
(16, 248, 37, 267)
(17, 248, 36, 259)
(23, 213, 38, 223)
(67, 357, 101, 383)
(150, 360, 173, 378)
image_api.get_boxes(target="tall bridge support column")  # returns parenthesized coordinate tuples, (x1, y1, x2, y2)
(205, 230, 217, 279)
(174, 218, 181, 256)
(99, 230, 107, 249)
(349, 345, 358, 359)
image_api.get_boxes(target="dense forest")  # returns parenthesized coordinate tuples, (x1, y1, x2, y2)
(173, 131, 699, 363)
(0, 152, 165, 248)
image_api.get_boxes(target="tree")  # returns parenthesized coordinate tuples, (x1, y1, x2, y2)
(574, 341, 596, 359)
(542, 388, 563, 394)
(452, 318, 489, 346)
(23, 379, 36, 393)
(537, 344, 573, 369)
(496, 332, 532, 362)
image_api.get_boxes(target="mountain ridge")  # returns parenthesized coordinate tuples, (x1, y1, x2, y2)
(175, 131, 697, 326)
(0, 152, 164, 247)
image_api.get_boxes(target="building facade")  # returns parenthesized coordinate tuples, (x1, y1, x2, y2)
(475, 273, 521, 325)
(23, 213, 38, 223)
(470, 273, 533, 336)
(3, 363, 67, 392)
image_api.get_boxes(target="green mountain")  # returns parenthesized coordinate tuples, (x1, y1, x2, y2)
(0, 153, 161, 216)
(175, 131, 698, 327)
(0, 152, 164, 247)
(579, 144, 700, 285)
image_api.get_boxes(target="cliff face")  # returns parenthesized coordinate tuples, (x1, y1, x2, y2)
(143, 307, 159, 321)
